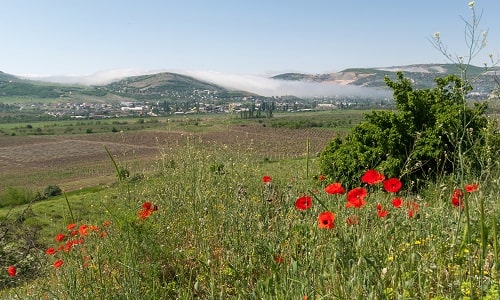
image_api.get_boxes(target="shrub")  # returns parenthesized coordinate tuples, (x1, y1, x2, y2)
(319, 72, 494, 189)
(0, 187, 33, 208)
(43, 185, 62, 198)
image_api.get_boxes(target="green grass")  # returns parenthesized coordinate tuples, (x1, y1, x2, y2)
(0, 110, 367, 137)
(1, 135, 498, 299)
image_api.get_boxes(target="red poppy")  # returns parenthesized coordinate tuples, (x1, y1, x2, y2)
(406, 201, 419, 218)
(79, 225, 89, 236)
(324, 182, 345, 195)
(375, 203, 389, 218)
(274, 255, 284, 264)
(318, 211, 335, 229)
(464, 183, 479, 193)
(140, 209, 152, 219)
(295, 195, 312, 210)
(7, 266, 16, 277)
(139, 202, 156, 219)
(46, 248, 56, 255)
(378, 209, 389, 218)
(67, 223, 76, 231)
(262, 175, 272, 184)
(383, 178, 402, 193)
(346, 215, 358, 225)
(103, 220, 112, 227)
(55, 233, 66, 242)
(83, 256, 90, 268)
(53, 260, 64, 268)
(451, 196, 463, 208)
(453, 189, 464, 198)
(317, 174, 326, 181)
(64, 240, 73, 252)
(361, 170, 385, 185)
(391, 198, 403, 208)
(346, 187, 367, 208)
(451, 189, 464, 208)
(142, 202, 152, 211)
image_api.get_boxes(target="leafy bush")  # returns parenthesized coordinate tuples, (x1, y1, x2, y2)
(43, 185, 62, 198)
(319, 72, 495, 189)
(0, 187, 33, 208)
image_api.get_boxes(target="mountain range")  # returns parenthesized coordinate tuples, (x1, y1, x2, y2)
(1, 64, 499, 102)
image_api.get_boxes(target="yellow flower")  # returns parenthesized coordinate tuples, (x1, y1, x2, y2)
(468, 1, 475, 8)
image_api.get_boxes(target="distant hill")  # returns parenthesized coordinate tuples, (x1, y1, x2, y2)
(272, 64, 499, 95)
(0, 71, 253, 102)
(0, 71, 18, 82)
(101, 72, 254, 100)
(1, 64, 499, 102)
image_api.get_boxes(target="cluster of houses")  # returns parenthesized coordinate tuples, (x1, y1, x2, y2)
(21, 92, 388, 120)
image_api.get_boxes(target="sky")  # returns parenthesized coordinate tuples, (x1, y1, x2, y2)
(1, 0, 499, 95)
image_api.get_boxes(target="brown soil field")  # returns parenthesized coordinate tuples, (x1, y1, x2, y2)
(0, 124, 338, 193)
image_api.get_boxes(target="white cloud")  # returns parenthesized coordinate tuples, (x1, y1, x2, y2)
(20, 69, 392, 98)
(179, 70, 391, 98)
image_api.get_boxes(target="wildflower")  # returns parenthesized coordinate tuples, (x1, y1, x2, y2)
(295, 195, 312, 210)
(376, 203, 389, 218)
(103, 220, 112, 227)
(407, 201, 419, 218)
(7, 266, 16, 277)
(453, 189, 464, 198)
(324, 182, 345, 195)
(67, 223, 76, 231)
(377, 209, 389, 218)
(317, 174, 326, 181)
(139, 201, 157, 219)
(79, 224, 89, 236)
(451, 189, 464, 208)
(346, 215, 358, 225)
(63, 242, 71, 252)
(346, 187, 367, 208)
(468, 1, 474, 8)
(464, 183, 478, 193)
(83, 256, 90, 268)
(391, 197, 403, 208)
(361, 169, 385, 185)
(262, 175, 272, 184)
(318, 211, 335, 229)
(55, 233, 66, 242)
(274, 255, 283, 264)
(46, 248, 56, 255)
(53, 260, 64, 268)
(383, 178, 402, 193)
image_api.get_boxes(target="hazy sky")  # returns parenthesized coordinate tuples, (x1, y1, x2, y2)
(1, 0, 499, 79)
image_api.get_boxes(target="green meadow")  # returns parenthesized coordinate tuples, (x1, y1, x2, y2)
(0, 107, 499, 299)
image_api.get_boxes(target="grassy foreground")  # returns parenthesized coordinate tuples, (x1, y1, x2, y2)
(1, 134, 499, 299)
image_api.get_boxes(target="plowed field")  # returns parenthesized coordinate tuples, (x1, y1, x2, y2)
(0, 123, 338, 193)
